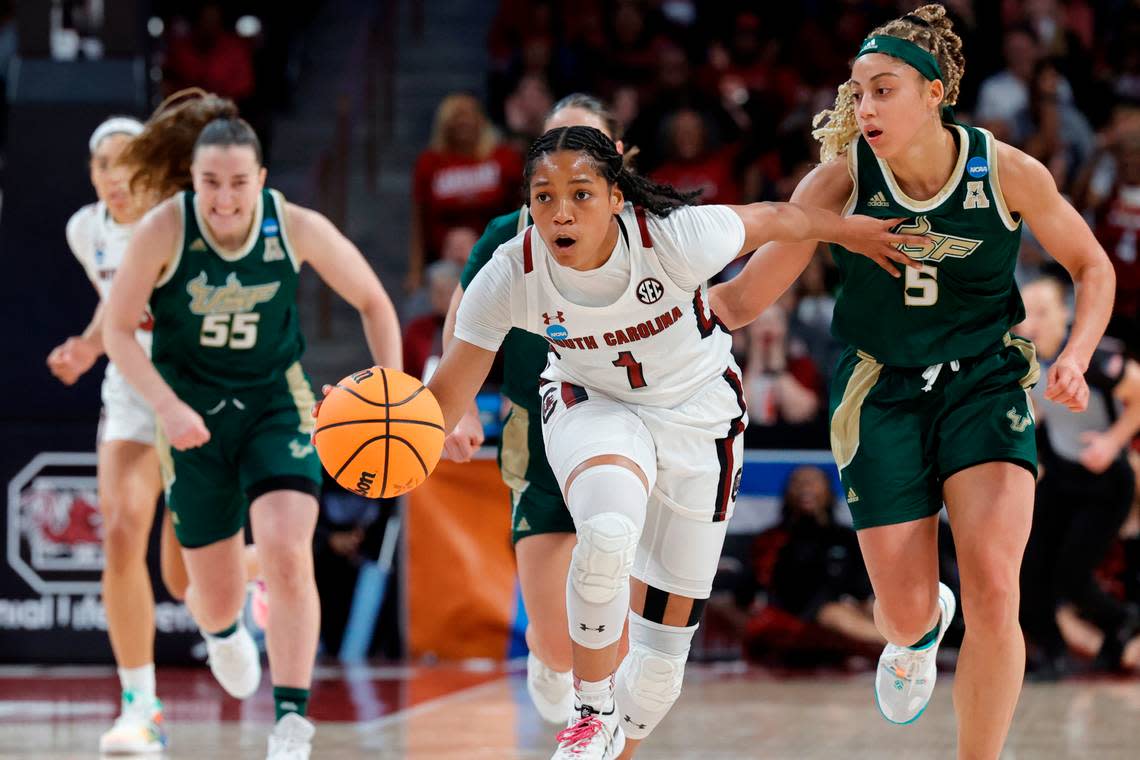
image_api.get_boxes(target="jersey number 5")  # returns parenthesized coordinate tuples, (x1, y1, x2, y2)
(904, 264, 938, 307)
(613, 351, 647, 389)
(200, 313, 261, 349)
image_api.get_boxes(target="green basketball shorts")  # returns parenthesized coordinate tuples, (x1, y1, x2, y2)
(829, 334, 1039, 530)
(157, 362, 322, 548)
(499, 402, 575, 544)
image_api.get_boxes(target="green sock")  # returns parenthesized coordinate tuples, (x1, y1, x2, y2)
(208, 621, 239, 639)
(274, 686, 310, 721)
(908, 616, 941, 650)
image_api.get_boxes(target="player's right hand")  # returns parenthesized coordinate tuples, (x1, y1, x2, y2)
(46, 336, 99, 386)
(158, 399, 211, 450)
(443, 408, 485, 463)
(837, 216, 929, 278)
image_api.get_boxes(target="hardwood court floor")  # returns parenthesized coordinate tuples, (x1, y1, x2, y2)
(1, 662, 1137, 759)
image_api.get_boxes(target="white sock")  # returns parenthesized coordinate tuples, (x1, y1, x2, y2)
(118, 664, 156, 699)
(575, 675, 614, 713)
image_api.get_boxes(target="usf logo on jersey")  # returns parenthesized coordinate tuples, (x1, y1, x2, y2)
(895, 216, 982, 262)
(187, 271, 281, 315)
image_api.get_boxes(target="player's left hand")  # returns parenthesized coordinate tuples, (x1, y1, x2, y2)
(836, 216, 928, 278)
(1078, 431, 1119, 474)
(1044, 354, 1089, 412)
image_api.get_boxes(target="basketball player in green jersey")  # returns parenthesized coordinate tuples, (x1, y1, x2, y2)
(441, 94, 628, 727)
(104, 95, 401, 760)
(710, 6, 1114, 758)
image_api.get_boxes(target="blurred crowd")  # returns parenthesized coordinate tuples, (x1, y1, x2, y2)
(401, 0, 1140, 677)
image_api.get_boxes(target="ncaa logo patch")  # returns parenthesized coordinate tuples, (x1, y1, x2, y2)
(262, 219, 280, 237)
(546, 324, 569, 340)
(966, 156, 988, 179)
(636, 277, 664, 305)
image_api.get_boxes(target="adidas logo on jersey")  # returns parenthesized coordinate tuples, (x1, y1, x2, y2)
(516, 516, 531, 532)
(867, 191, 890, 208)
(189, 238, 207, 252)
(847, 487, 860, 503)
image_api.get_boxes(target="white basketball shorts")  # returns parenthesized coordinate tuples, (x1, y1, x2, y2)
(540, 366, 747, 598)
(98, 364, 157, 445)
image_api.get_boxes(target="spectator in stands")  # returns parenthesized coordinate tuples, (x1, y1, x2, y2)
(439, 226, 479, 268)
(768, 466, 881, 646)
(163, 3, 255, 103)
(1074, 112, 1140, 353)
(974, 25, 1073, 141)
(743, 466, 882, 664)
(624, 42, 743, 172)
(1016, 58, 1095, 189)
(741, 302, 824, 448)
(789, 253, 841, 389)
(312, 477, 389, 658)
(649, 108, 741, 205)
(410, 94, 522, 291)
(503, 73, 555, 149)
(1018, 277, 1140, 677)
(403, 261, 461, 380)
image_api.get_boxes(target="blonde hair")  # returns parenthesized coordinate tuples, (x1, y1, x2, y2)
(429, 93, 498, 159)
(120, 88, 239, 200)
(812, 4, 966, 163)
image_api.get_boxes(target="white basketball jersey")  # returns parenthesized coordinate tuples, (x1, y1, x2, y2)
(66, 201, 153, 356)
(522, 206, 735, 407)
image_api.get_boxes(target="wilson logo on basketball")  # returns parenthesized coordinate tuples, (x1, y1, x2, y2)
(355, 471, 376, 496)
(636, 278, 664, 305)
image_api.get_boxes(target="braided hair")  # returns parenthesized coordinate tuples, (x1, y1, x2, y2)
(524, 126, 697, 217)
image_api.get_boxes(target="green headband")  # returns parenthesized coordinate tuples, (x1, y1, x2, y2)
(855, 34, 956, 122)
(855, 35, 942, 82)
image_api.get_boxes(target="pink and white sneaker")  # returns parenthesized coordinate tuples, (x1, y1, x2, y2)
(551, 702, 625, 759)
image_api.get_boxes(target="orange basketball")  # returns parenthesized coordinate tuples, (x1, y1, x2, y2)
(313, 367, 445, 499)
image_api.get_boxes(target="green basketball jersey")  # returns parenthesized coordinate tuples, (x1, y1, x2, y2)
(460, 206, 549, 414)
(829, 124, 1025, 367)
(150, 189, 305, 390)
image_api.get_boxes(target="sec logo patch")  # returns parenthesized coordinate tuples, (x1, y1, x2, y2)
(636, 277, 664, 304)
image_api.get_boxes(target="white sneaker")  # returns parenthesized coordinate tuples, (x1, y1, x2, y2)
(875, 582, 957, 725)
(552, 702, 625, 759)
(266, 713, 314, 760)
(98, 690, 167, 755)
(205, 624, 261, 699)
(527, 652, 575, 723)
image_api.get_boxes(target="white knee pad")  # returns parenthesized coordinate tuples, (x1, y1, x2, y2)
(566, 465, 647, 648)
(614, 612, 695, 740)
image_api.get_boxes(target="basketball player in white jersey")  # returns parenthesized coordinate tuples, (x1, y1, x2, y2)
(423, 125, 924, 759)
(47, 117, 170, 754)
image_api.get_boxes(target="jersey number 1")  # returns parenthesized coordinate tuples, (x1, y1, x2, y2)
(613, 351, 647, 389)
(904, 264, 938, 307)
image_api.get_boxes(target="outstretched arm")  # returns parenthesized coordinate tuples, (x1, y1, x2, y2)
(1001, 143, 1115, 412)
(711, 160, 857, 330)
(104, 200, 210, 450)
(289, 204, 403, 371)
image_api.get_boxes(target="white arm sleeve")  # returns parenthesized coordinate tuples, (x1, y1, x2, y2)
(454, 250, 523, 351)
(648, 205, 746, 291)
